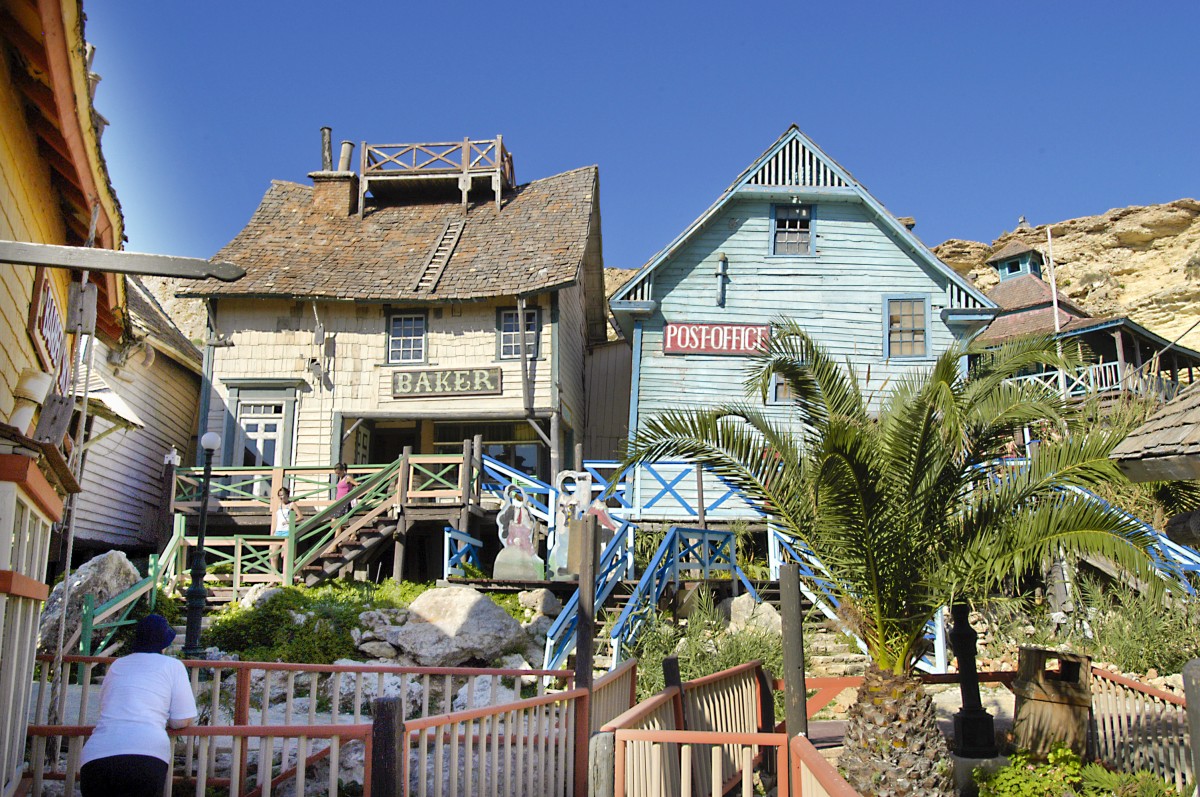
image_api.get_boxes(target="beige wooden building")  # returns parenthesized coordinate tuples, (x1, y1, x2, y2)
(185, 136, 609, 484)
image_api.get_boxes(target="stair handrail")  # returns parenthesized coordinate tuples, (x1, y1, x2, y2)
(289, 457, 407, 574)
(609, 528, 680, 666)
(479, 455, 557, 527)
(443, 525, 484, 580)
(77, 524, 186, 655)
(542, 518, 637, 669)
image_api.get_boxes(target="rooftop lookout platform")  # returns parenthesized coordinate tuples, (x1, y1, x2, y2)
(358, 136, 515, 213)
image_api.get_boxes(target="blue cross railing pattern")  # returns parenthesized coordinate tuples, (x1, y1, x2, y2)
(542, 517, 637, 670)
(609, 527, 759, 668)
(443, 525, 484, 579)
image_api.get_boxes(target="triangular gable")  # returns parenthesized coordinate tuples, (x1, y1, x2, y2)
(613, 125, 994, 310)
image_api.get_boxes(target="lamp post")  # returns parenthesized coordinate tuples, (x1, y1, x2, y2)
(183, 432, 221, 659)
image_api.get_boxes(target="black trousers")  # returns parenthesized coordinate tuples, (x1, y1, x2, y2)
(80, 754, 169, 797)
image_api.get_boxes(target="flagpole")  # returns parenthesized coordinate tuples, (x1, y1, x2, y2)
(1046, 227, 1068, 399)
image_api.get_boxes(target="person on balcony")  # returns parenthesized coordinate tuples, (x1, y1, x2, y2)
(333, 463, 356, 520)
(79, 614, 197, 797)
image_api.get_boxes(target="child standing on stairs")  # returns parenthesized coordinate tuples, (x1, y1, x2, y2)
(274, 487, 302, 573)
(333, 463, 356, 520)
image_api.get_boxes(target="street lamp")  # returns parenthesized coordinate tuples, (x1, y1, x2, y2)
(183, 432, 221, 659)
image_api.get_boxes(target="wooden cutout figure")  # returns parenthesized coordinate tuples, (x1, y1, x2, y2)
(494, 484, 545, 580)
(550, 471, 592, 580)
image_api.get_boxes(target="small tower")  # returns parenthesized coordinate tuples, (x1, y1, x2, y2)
(986, 240, 1044, 282)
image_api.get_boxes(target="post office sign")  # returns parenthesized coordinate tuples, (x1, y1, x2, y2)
(662, 323, 770, 355)
(391, 367, 502, 398)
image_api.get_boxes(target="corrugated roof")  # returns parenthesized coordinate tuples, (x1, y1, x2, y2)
(184, 166, 598, 302)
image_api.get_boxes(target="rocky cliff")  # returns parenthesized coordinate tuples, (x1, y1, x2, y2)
(935, 199, 1200, 351)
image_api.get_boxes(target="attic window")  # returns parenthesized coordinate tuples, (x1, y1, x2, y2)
(772, 205, 813, 255)
(1005, 260, 1021, 275)
(885, 297, 928, 359)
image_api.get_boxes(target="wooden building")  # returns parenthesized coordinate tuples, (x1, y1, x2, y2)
(0, 1, 124, 792)
(976, 241, 1200, 401)
(609, 126, 996, 518)
(73, 276, 202, 553)
(184, 134, 608, 487)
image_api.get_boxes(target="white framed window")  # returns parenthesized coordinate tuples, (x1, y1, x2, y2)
(884, 296, 929, 359)
(772, 204, 813, 255)
(388, 313, 426, 363)
(498, 308, 540, 359)
(236, 402, 285, 468)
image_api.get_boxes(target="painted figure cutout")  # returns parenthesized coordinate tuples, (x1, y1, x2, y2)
(493, 485, 545, 580)
(549, 471, 592, 580)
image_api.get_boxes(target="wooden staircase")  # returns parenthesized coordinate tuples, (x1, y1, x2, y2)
(299, 518, 398, 586)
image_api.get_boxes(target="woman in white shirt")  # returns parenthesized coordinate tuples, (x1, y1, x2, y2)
(79, 614, 198, 797)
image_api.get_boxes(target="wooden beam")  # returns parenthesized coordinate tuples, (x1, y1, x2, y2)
(0, 240, 245, 281)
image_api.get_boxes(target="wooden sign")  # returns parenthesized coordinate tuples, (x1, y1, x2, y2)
(663, 323, 770, 355)
(392, 367, 502, 398)
(26, 268, 71, 396)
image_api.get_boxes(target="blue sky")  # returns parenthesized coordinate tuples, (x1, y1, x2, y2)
(86, 1, 1200, 270)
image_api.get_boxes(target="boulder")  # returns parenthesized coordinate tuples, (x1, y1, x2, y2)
(238, 584, 283, 609)
(37, 551, 140, 652)
(522, 614, 553, 641)
(452, 674, 518, 711)
(496, 653, 538, 686)
(518, 588, 562, 618)
(322, 659, 423, 716)
(724, 593, 783, 635)
(385, 586, 525, 667)
(357, 640, 398, 659)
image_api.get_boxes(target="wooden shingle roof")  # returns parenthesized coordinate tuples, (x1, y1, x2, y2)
(184, 166, 598, 302)
(1111, 384, 1200, 481)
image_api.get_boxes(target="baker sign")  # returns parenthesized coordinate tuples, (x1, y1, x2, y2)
(662, 323, 770, 355)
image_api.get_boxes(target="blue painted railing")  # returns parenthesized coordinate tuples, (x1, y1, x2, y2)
(767, 524, 948, 673)
(442, 525, 484, 579)
(542, 518, 637, 670)
(609, 527, 759, 667)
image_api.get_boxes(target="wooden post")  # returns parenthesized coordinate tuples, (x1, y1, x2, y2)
(662, 655, 686, 730)
(1113, 330, 1127, 387)
(755, 666, 777, 774)
(575, 513, 598, 797)
(694, 464, 706, 530)
(393, 518, 409, 582)
(574, 442, 584, 472)
(371, 696, 403, 797)
(588, 732, 616, 797)
(472, 434, 483, 504)
(458, 439, 472, 531)
(780, 563, 808, 738)
(550, 411, 561, 481)
(397, 446, 412, 506)
(1184, 659, 1200, 787)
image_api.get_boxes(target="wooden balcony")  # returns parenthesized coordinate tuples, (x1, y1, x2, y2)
(359, 136, 514, 212)
(1006, 361, 1181, 403)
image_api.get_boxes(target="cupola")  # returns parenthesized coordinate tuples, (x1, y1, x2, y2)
(986, 239, 1044, 282)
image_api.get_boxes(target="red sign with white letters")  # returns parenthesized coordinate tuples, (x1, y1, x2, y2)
(662, 323, 770, 355)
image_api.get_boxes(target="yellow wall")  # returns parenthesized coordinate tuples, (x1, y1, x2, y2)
(0, 34, 74, 422)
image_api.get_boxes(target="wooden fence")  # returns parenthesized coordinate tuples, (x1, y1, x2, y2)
(1090, 667, 1193, 793)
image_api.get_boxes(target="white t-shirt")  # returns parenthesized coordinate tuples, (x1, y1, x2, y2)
(80, 653, 198, 765)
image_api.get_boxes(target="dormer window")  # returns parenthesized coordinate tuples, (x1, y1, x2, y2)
(1005, 260, 1021, 275)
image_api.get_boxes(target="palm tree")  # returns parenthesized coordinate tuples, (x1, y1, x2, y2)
(623, 323, 1167, 795)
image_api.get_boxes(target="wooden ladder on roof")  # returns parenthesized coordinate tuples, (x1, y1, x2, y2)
(412, 219, 464, 293)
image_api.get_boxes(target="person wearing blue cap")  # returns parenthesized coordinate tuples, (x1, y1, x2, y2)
(79, 613, 198, 796)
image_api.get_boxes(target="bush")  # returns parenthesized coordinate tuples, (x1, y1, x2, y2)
(975, 744, 1179, 796)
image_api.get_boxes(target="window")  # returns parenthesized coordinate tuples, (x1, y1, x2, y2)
(499, 308, 540, 359)
(767, 373, 796, 405)
(772, 204, 813, 255)
(388, 313, 426, 363)
(1005, 260, 1021, 275)
(885, 297, 928, 359)
(236, 402, 285, 468)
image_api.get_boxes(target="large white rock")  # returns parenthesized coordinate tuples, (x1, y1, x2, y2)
(238, 583, 283, 609)
(385, 586, 525, 667)
(724, 593, 783, 635)
(518, 588, 563, 618)
(322, 659, 423, 717)
(38, 551, 140, 652)
(451, 674, 519, 711)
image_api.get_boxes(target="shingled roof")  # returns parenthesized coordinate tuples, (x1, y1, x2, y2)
(126, 276, 201, 368)
(1111, 383, 1200, 481)
(184, 166, 598, 302)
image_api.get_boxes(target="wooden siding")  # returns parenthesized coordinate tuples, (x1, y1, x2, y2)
(0, 44, 68, 421)
(557, 280, 587, 434)
(637, 198, 961, 423)
(206, 296, 560, 467)
(584, 340, 631, 460)
(74, 341, 200, 549)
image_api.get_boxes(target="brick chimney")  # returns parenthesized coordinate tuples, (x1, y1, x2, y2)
(309, 130, 358, 216)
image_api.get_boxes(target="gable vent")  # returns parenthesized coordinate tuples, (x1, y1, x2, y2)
(747, 138, 847, 188)
(413, 220, 465, 293)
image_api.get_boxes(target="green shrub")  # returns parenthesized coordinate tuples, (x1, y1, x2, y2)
(103, 588, 184, 653)
(975, 744, 1178, 797)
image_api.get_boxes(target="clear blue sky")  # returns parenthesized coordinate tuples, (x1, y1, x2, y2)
(87, 1, 1200, 270)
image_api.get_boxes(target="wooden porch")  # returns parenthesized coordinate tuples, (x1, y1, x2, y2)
(359, 137, 515, 212)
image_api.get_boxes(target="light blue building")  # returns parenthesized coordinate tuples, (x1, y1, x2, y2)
(609, 126, 998, 520)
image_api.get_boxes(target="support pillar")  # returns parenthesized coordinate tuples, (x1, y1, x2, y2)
(950, 602, 997, 758)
